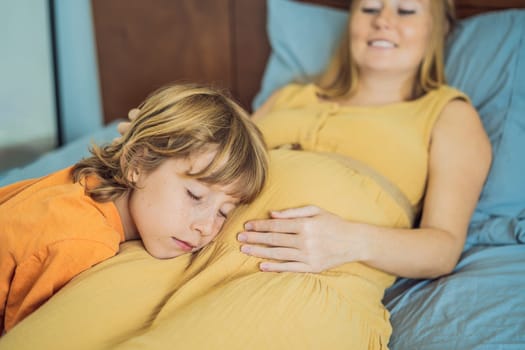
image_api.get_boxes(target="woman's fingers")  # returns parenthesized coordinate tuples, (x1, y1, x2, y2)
(128, 108, 141, 120)
(116, 121, 131, 136)
(270, 205, 321, 219)
(114, 109, 139, 140)
(240, 245, 302, 262)
(238, 231, 299, 248)
(244, 217, 304, 234)
(237, 208, 352, 273)
(259, 261, 312, 273)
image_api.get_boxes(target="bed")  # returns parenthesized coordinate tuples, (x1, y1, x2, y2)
(1, 0, 525, 349)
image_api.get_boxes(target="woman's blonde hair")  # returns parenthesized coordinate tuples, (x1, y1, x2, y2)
(317, 0, 456, 99)
(72, 83, 268, 204)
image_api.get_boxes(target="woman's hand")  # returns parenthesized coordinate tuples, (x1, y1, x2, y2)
(237, 206, 365, 273)
(116, 108, 140, 137)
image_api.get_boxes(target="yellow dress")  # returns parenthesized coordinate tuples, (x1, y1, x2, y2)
(0, 84, 467, 350)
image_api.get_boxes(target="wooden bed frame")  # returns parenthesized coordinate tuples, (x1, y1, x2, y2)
(91, 0, 525, 123)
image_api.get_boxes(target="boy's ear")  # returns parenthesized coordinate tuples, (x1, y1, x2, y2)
(120, 145, 145, 184)
(122, 159, 142, 185)
(127, 167, 141, 183)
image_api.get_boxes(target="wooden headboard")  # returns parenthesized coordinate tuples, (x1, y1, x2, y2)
(91, 0, 525, 123)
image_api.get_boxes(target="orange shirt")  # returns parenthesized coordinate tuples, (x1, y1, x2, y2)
(0, 167, 125, 332)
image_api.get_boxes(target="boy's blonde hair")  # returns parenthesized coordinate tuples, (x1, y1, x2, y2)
(317, 0, 456, 99)
(72, 83, 268, 204)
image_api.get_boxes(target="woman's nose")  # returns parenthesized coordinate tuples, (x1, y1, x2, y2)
(374, 8, 396, 29)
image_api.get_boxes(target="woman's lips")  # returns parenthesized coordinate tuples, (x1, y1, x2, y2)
(172, 237, 194, 252)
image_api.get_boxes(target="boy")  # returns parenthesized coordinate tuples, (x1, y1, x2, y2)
(0, 83, 268, 333)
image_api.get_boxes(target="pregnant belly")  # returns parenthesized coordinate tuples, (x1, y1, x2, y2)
(252, 149, 410, 227)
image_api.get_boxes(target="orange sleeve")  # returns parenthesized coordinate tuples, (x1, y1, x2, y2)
(1, 178, 38, 332)
(0, 167, 73, 206)
(0, 250, 16, 333)
(4, 239, 117, 331)
(0, 179, 39, 205)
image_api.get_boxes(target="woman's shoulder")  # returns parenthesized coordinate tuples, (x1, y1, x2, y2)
(270, 83, 319, 108)
(427, 85, 470, 104)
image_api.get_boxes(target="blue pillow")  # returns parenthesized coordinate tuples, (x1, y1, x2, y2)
(255, 1, 525, 244)
(445, 11, 525, 217)
(252, 0, 348, 109)
(445, 10, 525, 245)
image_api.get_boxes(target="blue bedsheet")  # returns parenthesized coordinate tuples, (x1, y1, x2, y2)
(385, 244, 525, 349)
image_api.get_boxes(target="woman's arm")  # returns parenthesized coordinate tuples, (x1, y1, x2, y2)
(251, 88, 283, 122)
(238, 99, 492, 279)
(361, 99, 492, 278)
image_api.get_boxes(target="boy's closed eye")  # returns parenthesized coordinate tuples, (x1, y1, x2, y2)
(219, 202, 238, 219)
(186, 187, 237, 219)
(186, 189, 202, 201)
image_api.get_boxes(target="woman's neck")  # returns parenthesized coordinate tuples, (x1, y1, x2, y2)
(343, 72, 415, 106)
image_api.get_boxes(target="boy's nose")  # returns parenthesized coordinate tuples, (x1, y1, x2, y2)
(192, 213, 218, 239)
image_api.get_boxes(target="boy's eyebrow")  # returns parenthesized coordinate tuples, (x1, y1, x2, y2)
(223, 187, 245, 205)
(223, 189, 242, 204)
